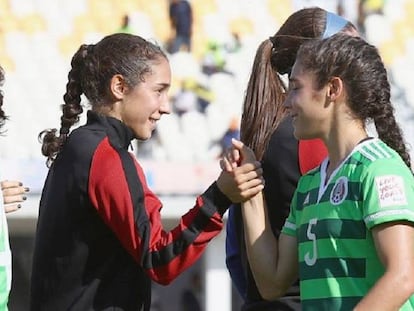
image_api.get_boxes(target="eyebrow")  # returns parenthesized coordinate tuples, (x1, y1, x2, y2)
(157, 83, 170, 89)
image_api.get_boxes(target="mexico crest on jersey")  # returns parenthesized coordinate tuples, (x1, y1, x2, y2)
(330, 176, 348, 205)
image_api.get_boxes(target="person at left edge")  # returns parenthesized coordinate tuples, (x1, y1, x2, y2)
(30, 33, 263, 311)
(0, 65, 31, 311)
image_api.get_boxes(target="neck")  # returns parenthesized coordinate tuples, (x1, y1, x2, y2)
(324, 122, 368, 175)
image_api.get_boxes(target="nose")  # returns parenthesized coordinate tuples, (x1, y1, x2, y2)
(160, 96, 171, 115)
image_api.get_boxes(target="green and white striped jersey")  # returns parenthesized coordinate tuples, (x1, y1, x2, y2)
(0, 174, 11, 311)
(282, 138, 414, 311)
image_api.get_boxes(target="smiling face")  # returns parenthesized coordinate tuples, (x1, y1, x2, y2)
(284, 59, 331, 140)
(115, 57, 171, 140)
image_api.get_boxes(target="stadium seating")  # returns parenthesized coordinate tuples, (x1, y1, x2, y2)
(0, 0, 412, 178)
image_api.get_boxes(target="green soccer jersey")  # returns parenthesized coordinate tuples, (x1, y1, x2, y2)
(0, 178, 11, 311)
(282, 138, 414, 311)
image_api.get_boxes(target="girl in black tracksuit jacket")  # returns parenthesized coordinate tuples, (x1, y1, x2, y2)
(30, 33, 262, 311)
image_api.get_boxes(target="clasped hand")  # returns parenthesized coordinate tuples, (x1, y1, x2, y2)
(216, 138, 264, 203)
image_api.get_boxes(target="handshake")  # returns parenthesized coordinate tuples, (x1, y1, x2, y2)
(216, 139, 264, 203)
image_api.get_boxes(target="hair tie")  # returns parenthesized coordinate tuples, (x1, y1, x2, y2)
(322, 12, 348, 39)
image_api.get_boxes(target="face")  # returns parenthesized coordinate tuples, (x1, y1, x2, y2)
(284, 59, 330, 140)
(119, 57, 171, 140)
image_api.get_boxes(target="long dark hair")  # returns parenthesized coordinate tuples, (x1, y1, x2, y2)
(297, 34, 411, 168)
(241, 7, 356, 159)
(0, 66, 8, 132)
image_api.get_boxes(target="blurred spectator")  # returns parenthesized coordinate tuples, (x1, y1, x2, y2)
(173, 78, 214, 116)
(201, 40, 233, 76)
(337, 0, 359, 26)
(193, 79, 214, 113)
(168, 0, 193, 53)
(226, 32, 242, 53)
(117, 14, 134, 34)
(173, 79, 198, 117)
(219, 116, 240, 157)
(357, 0, 385, 35)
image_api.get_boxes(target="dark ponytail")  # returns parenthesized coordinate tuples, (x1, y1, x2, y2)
(39, 44, 87, 167)
(240, 39, 287, 159)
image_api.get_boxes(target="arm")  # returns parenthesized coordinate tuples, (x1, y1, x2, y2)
(88, 140, 263, 285)
(241, 191, 298, 300)
(227, 138, 298, 300)
(355, 155, 414, 309)
(354, 222, 414, 310)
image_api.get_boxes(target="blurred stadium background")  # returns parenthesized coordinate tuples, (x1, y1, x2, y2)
(0, 0, 413, 310)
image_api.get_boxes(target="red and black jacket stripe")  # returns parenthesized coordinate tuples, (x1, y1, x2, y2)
(30, 111, 231, 311)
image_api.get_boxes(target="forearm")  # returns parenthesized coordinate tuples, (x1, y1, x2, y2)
(357, 223, 414, 310)
(241, 192, 284, 299)
(354, 270, 414, 310)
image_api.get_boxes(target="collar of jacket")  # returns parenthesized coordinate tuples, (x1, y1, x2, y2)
(86, 110, 135, 149)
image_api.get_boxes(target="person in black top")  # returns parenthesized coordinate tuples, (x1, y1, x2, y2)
(30, 33, 263, 311)
(168, 0, 192, 53)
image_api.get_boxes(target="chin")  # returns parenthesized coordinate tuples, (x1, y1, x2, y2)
(294, 129, 314, 140)
(293, 128, 304, 140)
(135, 131, 152, 141)
(138, 135, 151, 141)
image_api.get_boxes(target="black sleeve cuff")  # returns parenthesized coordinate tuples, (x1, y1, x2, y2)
(203, 182, 232, 217)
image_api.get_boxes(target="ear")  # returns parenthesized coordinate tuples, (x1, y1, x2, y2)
(327, 77, 344, 101)
(110, 74, 127, 100)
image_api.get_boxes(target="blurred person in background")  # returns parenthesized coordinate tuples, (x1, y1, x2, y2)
(357, 0, 385, 35)
(0, 65, 30, 310)
(30, 33, 263, 311)
(117, 14, 134, 35)
(225, 7, 358, 311)
(168, 0, 192, 53)
(219, 116, 240, 158)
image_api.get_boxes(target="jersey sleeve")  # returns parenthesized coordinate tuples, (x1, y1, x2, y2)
(361, 157, 414, 229)
(281, 190, 298, 237)
(88, 138, 231, 284)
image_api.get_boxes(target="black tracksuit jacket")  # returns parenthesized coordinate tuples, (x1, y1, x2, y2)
(30, 111, 231, 311)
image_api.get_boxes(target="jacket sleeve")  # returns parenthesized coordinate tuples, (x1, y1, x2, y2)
(298, 139, 327, 174)
(88, 138, 231, 284)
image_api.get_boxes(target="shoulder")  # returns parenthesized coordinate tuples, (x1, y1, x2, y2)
(61, 124, 108, 163)
(348, 140, 414, 199)
(357, 139, 411, 176)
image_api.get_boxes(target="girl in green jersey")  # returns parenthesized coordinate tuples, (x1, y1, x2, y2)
(224, 34, 414, 310)
(0, 66, 31, 310)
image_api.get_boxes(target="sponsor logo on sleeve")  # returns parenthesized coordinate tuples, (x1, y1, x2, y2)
(375, 175, 407, 207)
